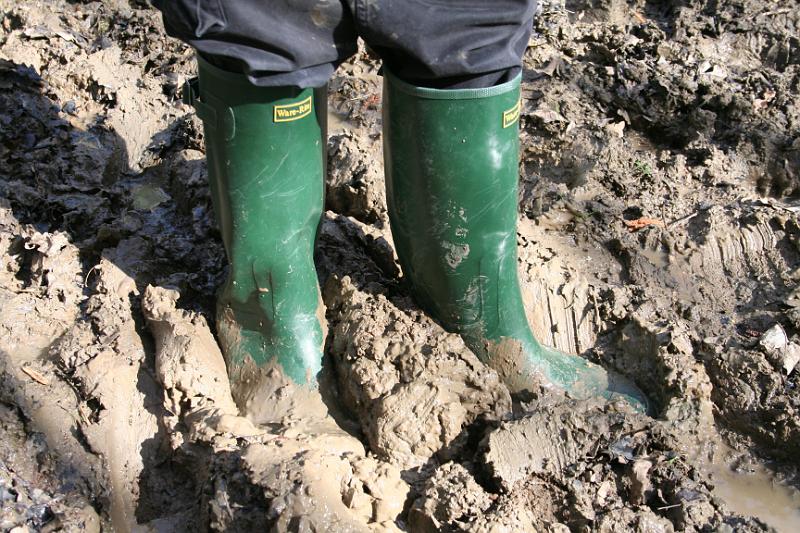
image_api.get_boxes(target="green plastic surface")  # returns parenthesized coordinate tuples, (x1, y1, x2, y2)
(383, 70, 648, 412)
(191, 54, 326, 386)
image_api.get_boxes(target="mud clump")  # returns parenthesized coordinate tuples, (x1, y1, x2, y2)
(410, 401, 769, 532)
(1, 0, 799, 531)
(327, 132, 388, 226)
(141, 283, 408, 532)
(325, 272, 512, 469)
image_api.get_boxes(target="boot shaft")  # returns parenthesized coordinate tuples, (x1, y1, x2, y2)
(185, 55, 327, 387)
(382, 70, 524, 337)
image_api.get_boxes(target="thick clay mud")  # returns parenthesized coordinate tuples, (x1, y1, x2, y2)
(1, 0, 800, 531)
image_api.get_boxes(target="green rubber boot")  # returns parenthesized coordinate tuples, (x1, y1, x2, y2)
(382, 71, 648, 413)
(183, 55, 326, 389)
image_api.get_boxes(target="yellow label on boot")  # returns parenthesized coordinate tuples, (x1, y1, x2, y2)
(503, 99, 521, 128)
(274, 96, 313, 123)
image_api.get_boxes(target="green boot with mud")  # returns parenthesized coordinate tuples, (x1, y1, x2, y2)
(382, 71, 649, 413)
(183, 55, 327, 392)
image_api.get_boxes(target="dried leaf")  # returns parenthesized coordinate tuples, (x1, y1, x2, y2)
(21, 365, 50, 386)
(624, 217, 665, 231)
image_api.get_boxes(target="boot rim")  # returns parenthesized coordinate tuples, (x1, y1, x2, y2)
(383, 68, 521, 100)
(196, 52, 264, 88)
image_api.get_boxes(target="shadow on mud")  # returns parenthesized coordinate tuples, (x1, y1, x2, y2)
(0, 54, 391, 530)
(0, 57, 211, 527)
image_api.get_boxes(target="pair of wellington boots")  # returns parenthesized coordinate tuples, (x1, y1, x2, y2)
(183, 55, 648, 413)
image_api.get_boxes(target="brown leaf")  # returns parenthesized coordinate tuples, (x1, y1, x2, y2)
(624, 217, 665, 231)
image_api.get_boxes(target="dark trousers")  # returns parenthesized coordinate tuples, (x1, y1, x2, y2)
(153, 0, 537, 89)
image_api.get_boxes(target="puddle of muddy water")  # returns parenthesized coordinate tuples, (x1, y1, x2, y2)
(712, 455, 800, 532)
(639, 247, 670, 269)
(328, 108, 353, 133)
(132, 184, 170, 211)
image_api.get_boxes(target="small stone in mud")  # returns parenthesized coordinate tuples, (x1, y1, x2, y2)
(759, 324, 788, 353)
(759, 324, 800, 375)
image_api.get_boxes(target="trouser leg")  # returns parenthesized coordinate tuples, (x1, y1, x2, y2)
(153, 0, 358, 87)
(346, 0, 537, 89)
(154, 0, 535, 88)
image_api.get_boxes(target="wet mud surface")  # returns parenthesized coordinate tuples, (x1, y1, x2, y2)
(1, 0, 799, 531)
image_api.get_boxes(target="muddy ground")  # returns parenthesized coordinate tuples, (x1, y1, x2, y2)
(1, 0, 799, 531)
